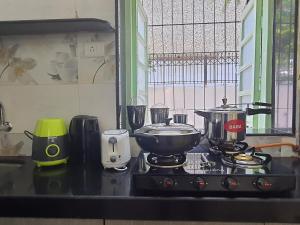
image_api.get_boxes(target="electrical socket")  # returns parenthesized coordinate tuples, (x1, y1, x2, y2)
(84, 42, 105, 58)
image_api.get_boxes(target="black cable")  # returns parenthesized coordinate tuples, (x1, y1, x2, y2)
(92, 60, 106, 84)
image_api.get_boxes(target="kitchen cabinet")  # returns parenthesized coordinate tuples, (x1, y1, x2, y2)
(0, 0, 115, 27)
(0, 18, 114, 35)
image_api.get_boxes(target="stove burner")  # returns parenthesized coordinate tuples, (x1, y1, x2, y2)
(146, 153, 187, 168)
(221, 152, 272, 169)
(209, 142, 251, 155)
(234, 154, 253, 161)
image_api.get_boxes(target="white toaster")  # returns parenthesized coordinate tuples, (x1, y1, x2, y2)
(101, 129, 131, 170)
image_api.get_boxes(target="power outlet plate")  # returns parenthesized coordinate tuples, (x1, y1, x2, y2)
(84, 42, 105, 58)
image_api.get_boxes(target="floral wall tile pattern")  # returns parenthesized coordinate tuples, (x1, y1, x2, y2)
(0, 32, 116, 134)
(0, 0, 117, 137)
(0, 32, 115, 85)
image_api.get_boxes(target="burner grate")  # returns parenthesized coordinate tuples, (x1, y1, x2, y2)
(146, 153, 187, 168)
(209, 142, 250, 155)
(221, 152, 272, 169)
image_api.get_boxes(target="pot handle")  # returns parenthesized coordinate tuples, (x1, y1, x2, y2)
(133, 133, 159, 144)
(24, 130, 34, 140)
(246, 108, 272, 115)
(253, 102, 272, 107)
(165, 118, 173, 126)
(255, 152, 272, 166)
(194, 110, 210, 136)
(194, 110, 210, 119)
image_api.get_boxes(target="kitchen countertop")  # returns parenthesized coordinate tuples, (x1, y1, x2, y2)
(0, 154, 299, 223)
(0, 133, 300, 222)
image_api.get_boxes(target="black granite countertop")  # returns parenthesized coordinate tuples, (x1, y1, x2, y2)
(0, 155, 299, 223)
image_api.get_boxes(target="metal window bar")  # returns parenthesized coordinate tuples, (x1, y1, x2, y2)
(143, 0, 243, 127)
(148, 52, 239, 85)
(137, 0, 296, 131)
(273, 0, 296, 130)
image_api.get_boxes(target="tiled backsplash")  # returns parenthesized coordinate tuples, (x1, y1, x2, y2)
(0, 32, 116, 133)
(0, 33, 115, 85)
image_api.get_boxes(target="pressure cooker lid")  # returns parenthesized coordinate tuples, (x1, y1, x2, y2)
(209, 106, 242, 112)
(209, 98, 243, 112)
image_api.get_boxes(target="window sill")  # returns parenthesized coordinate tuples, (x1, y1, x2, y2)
(246, 128, 294, 136)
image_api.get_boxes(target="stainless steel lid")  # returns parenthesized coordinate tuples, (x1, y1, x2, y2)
(135, 123, 199, 136)
(150, 103, 169, 109)
(208, 98, 243, 112)
(209, 106, 242, 112)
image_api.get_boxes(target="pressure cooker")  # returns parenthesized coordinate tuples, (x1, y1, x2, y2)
(195, 98, 272, 146)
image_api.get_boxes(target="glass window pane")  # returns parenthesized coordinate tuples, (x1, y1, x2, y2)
(138, 9, 146, 39)
(241, 38, 254, 66)
(242, 8, 255, 39)
(137, 40, 146, 65)
(240, 66, 252, 91)
(137, 66, 147, 104)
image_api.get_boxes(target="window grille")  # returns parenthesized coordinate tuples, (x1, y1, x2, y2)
(273, 0, 297, 132)
(141, 0, 245, 128)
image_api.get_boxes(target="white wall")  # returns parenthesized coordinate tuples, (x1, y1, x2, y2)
(0, 0, 117, 135)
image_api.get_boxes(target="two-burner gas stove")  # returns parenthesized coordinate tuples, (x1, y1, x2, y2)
(132, 144, 296, 194)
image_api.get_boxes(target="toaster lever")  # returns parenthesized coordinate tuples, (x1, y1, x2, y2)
(109, 136, 118, 153)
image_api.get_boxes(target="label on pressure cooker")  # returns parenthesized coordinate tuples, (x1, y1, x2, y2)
(224, 119, 245, 132)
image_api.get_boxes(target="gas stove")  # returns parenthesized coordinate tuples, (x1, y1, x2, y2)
(132, 145, 296, 194)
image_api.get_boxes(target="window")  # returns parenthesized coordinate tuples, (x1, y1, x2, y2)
(118, 0, 298, 136)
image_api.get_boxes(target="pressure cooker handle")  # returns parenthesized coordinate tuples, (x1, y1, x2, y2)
(252, 102, 272, 107)
(246, 108, 272, 116)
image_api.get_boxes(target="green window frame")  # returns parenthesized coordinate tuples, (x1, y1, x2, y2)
(123, 0, 148, 106)
(239, 0, 274, 130)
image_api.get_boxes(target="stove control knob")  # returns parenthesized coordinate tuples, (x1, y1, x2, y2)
(223, 177, 238, 190)
(194, 177, 206, 190)
(163, 178, 174, 189)
(255, 177, 272, 191)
